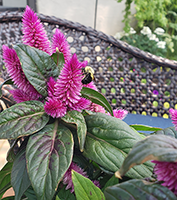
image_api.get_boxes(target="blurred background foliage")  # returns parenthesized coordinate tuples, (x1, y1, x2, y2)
(115, 0, 177, 60)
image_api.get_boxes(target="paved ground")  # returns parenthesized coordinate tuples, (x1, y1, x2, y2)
(0, 139, 10, 170)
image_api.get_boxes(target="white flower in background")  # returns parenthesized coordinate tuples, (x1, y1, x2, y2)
(157, 41, 166, 49)
(154, 27, 165, 35)
(148, 34, 159, 42)
(114, 32, 125, 40)
(140, 26, 152, 35)
(129, 27, 136, 34)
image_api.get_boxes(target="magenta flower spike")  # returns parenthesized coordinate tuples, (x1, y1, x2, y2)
(54, 54, 88, 110)
(113, 109, 128, 120)
(10, 89, 41, 103)
(152, 160, 177, 195)
(22, 5, 51, 54)
(63, 162, 100, 193)
(44, 97, 67, 118)
(169, 108, 177, 130)
(2, 45, 41, 98)
(51, 29, 71, 62)
(63, 162, 88, 193)
(47, 77, 57, 98)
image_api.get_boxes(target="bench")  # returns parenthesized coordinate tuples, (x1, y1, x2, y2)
(0, 10, 175, 128)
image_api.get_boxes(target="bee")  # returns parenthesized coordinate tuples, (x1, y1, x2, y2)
(81, 66, 95, 84)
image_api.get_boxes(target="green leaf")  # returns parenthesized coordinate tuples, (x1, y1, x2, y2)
(26, 121, 74, 200)
(154, 126, 177, 138)
(104, 179, 177, 200)
(102, 175, 119, 192)
(57, 186, 76, 200)
(116, 134, 177, 178)
(130, 124, 162, 132)
(0, 78, 13, 98)
(0, 162, 12, 199)
(51, 50, 65, 72)
(24, 186, 37, 200)
(83, 113, 154, 179)
(6, 139, 18, 163)
(0, 100, 49, 139)
(62, 110, 87, 152)
(11, 148, 31, 200)
(72, 170, 105, 200)
(14, 44, 59, 97)
(81, 87, 113, 116)
(1, 196, 15, 200)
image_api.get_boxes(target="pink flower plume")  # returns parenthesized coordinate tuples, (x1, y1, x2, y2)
(22, 5, 51, 54)
(44, 97, 67, 118)
(54, 54, 88, 110)
(152, 160, 177, 195)
(63, 162, 100, 193)
(10, 89, 41, 103)
(113, 109, 128, 120)
(51, 29, 71, 62)
(2, 45, 40, 97)
(169, 108, 177, 130)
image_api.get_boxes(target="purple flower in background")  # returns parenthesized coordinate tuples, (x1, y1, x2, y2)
(63, 162, 100, 193)
(152, 160, 177, 195)
(63, 162, 88, 193)
(10, 89, 41, 103)
(54, 54, 89, 110)
(2, 45, 41, 100)
(169, 108, 177, 130)
(47, 77, 57, 98)
(113, 109, 128, 120)
(22, 5, 51, 54)
(44, 97, 67, 118)
(51, 29, 71, 62)
(153, 90, 159, 95)
(69, 97, 90, 112)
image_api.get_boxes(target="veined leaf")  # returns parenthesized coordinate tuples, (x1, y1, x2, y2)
(154, 126, 177, 138)
(26, 121, 74, 200)
(51, 50, 65, 72)
(116, 134, 177, 178)
(81, 87, 113, 116)
(102, 175, 119, 192)
(11, 148, 31, 200)
(0, 162, 12, 199)
(24, 186, 37, 200)
(104, 179, 177, 200)
(72, 170, 105, 200)
(130, 124, 162, 132)
(83, 113, 154, 179)
(57, 185, 76, 200)
(0, 100, 49, 139)
(62, 110, 87, 152)
(14, 44, 59, 97)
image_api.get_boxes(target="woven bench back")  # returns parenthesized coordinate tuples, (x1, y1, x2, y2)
(0, 11, 177, 118)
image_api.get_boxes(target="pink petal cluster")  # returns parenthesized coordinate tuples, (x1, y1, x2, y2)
(152, 160, 177, 195)
(2, 45, 41, 102)
(45, 54, 90, 118)
(112, 109, 128, 120)
(10, 89, 41, 103)
(63, 162, 100, 193)
(44, 97, 67, 118)
(22, 5, 51, 54)
(169, 108, 177, 130)
(51, 29, 71, 62)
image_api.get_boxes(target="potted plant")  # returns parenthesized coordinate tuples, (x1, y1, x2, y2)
(1, 6, 177, 200)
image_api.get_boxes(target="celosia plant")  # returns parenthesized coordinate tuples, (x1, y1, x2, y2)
(1, 5, 177, 200)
